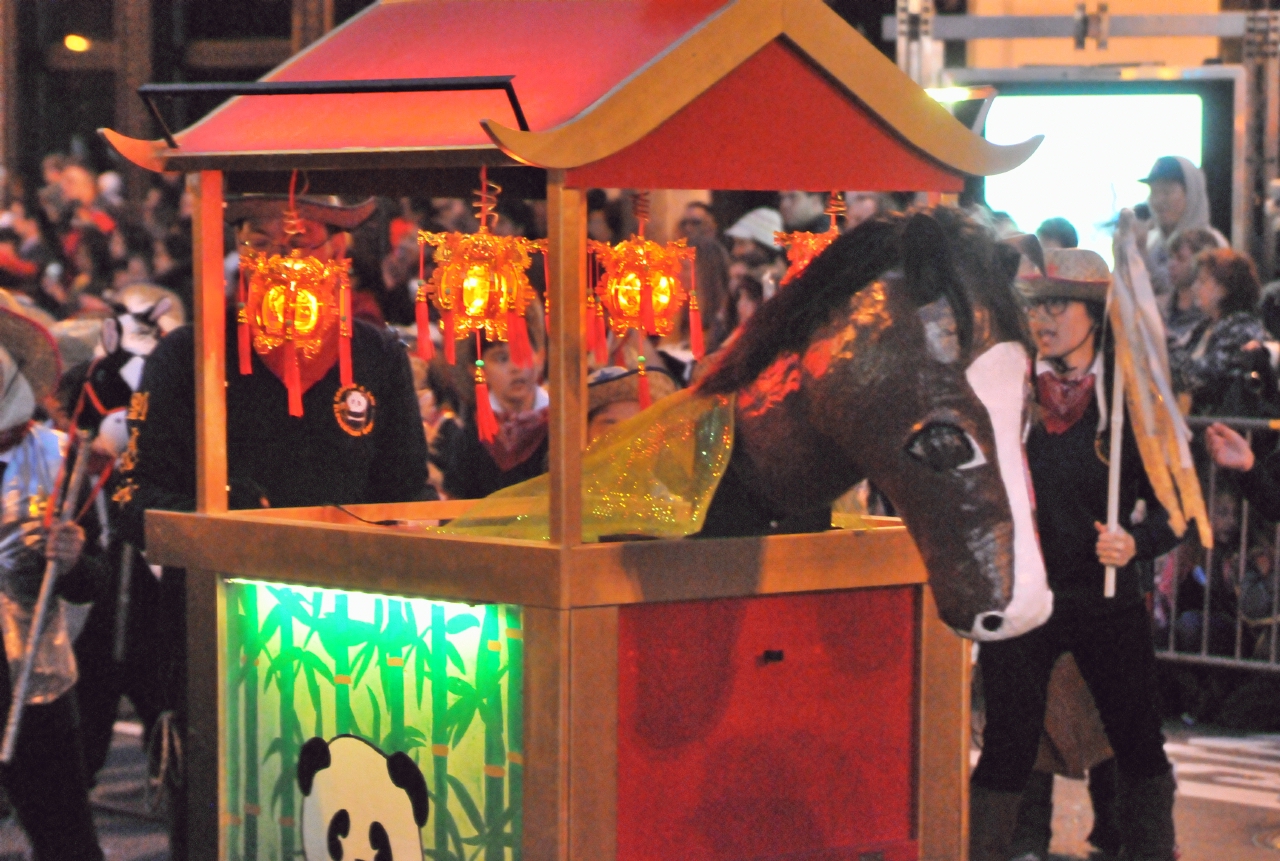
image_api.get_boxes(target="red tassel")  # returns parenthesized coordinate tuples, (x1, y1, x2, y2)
(443, 307, 456, 365)
(284, 341, 303, 417)
(641, 277, 657, 334)
(338, 280, 353, 389)
(507, 307, 534, 368)
(237, 264, 252, 375)
(473, 362, 500, 444)
(415, 286, 434, 362)
(637, 356, 652, 409)
(689, 291, 705, 360)
(593, 300, 608, 366)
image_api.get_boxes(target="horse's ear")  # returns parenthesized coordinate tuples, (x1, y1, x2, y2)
(902, 212, 973, 349)
(1001, 233, 1045, 284)
(901, 212, 951, 307)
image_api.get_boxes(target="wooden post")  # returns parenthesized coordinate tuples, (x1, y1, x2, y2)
(187, 569, 226, 861)
(191, 171, 228, 515)
(569, 607, 618, 861)
(113, 0, 153, 205)
(292, 0, 334, 53)
(523, 607, 570, 861)
(918, 586, 971, 861)
(545, 172, 586, 547)
(0, 0, 16, 174)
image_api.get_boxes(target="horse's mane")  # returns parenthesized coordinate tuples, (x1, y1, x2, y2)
(698, 206, 1028, 396)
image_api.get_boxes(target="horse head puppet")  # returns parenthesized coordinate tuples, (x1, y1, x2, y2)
(698, 208, 1049, 641)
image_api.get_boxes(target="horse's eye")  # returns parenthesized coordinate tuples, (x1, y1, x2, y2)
(906, 423, 987, 471)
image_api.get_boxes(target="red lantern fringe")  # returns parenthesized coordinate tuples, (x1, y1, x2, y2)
(641, 278, 657, 334)
(284, 341, 303, 417)
(415, 287, 434, 362)
(237, 264, 252, 375)
(593, 301, 608, 366)
(473, 363, 500, 444)
(507, 308, 534, 368)
(339, 278, 354, 388)
(688, 292, 705, 360)
(443, 307, 456, 365)
(637, 357, 652, 409)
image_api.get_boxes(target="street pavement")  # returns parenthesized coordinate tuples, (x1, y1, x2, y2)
(1047, 725, 1280, 860)
(0, 721, 1278, 859)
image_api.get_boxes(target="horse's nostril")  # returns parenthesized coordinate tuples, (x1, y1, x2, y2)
(981, 613, 1004, 632)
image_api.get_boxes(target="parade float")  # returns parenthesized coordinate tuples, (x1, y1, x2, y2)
(101, 1, 1039, 858)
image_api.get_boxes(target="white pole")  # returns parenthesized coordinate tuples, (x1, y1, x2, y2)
(1105, 354, 1125, 598)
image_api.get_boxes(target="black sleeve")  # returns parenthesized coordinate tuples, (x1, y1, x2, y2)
(113, 326, 198, 549)
(367, 326, 430, 503)
(1240, 449, 1280, 522)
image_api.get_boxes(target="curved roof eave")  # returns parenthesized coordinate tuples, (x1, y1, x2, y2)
(481, 0, 1041, 177)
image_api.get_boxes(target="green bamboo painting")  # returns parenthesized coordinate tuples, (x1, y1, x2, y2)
(222, 579, 522, 861)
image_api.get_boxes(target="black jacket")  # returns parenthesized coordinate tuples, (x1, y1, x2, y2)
(116, 317, 428, 547)
(1027, 394, 1180, 613)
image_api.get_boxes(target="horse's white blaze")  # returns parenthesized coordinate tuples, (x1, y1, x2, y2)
(964, 341, 1052, 641)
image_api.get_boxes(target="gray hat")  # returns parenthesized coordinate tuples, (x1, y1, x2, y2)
(1017, 248, 1112, 304)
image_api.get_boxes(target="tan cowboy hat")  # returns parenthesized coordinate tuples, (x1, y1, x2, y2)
(588, 365, 678, 415)
(0, 289, 61, 403)
(1017, 247, 1111, 304)
(224, 195, 378, 230)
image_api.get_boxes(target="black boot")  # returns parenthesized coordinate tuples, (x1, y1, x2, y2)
(970, 783, 1024, 861)
(1086, 758, 1123, 858)
(1119, 771, 1177, 861)
(1009, 770, 1054, 860)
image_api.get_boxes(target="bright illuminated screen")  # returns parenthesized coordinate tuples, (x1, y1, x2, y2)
(983, 94, 1203, 264)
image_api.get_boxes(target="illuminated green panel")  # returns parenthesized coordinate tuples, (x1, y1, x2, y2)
(222, 579, 523, 861)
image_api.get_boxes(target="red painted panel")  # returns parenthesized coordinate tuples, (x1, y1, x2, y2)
(617, 587, 919, 861)
(178, 0, 728, 153)
(565, 41, 963, 192)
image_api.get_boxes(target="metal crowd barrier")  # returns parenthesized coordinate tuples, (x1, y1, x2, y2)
(1154, 415, 1280, 672)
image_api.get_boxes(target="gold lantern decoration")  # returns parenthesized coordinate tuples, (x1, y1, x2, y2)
(236, 175, 354, 418)
(416, 168, 547, 367)
(588, 192, 702, 358)
(775, 191, 846, 286)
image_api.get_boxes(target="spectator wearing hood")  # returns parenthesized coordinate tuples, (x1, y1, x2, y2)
(1141, 156, 1227, 302)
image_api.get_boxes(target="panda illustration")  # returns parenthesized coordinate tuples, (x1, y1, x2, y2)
(298, 735, 429, 861)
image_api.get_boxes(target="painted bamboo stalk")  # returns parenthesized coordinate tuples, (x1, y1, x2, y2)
(333, 593, 354, 735)
(430, 603, 450, 855)
(242, 585, 260, 861)
(277, 595, 298, 860)
(505, 605, 523, 861)
(383, 600, 407, 752)
(225, 583, 243, 861)
(478, 605, 505, 861)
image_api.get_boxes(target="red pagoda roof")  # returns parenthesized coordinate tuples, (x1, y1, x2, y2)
(102, 0, 1040, 191)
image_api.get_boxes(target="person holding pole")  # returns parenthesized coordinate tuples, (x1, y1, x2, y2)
(0, 291, 106, 861)
(970, 247, 1183, 861)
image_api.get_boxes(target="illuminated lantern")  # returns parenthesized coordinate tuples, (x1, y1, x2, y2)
(417, 168, 547, 369)
(588, 192, 702, 359)
(237, 181, 354, 418)
(775, 191, 846, 286)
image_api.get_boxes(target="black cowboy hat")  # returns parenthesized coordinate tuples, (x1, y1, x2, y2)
(224, 195, 378, 230)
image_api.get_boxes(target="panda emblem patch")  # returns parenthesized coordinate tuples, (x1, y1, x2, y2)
(298, 735, 429, 861)
(333, 385, 376, 437)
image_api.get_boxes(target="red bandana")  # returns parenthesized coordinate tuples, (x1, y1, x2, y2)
(482, 405, 550, 473)
(1037, 372, 1096, 435)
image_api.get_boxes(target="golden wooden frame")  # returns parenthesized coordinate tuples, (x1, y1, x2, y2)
(156, 168, 972, 861)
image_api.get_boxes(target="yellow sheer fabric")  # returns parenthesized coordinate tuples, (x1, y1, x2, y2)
(435, 389, 735, 542)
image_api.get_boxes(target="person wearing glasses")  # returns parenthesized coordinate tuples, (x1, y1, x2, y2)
(970, 247, 1181, 861)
